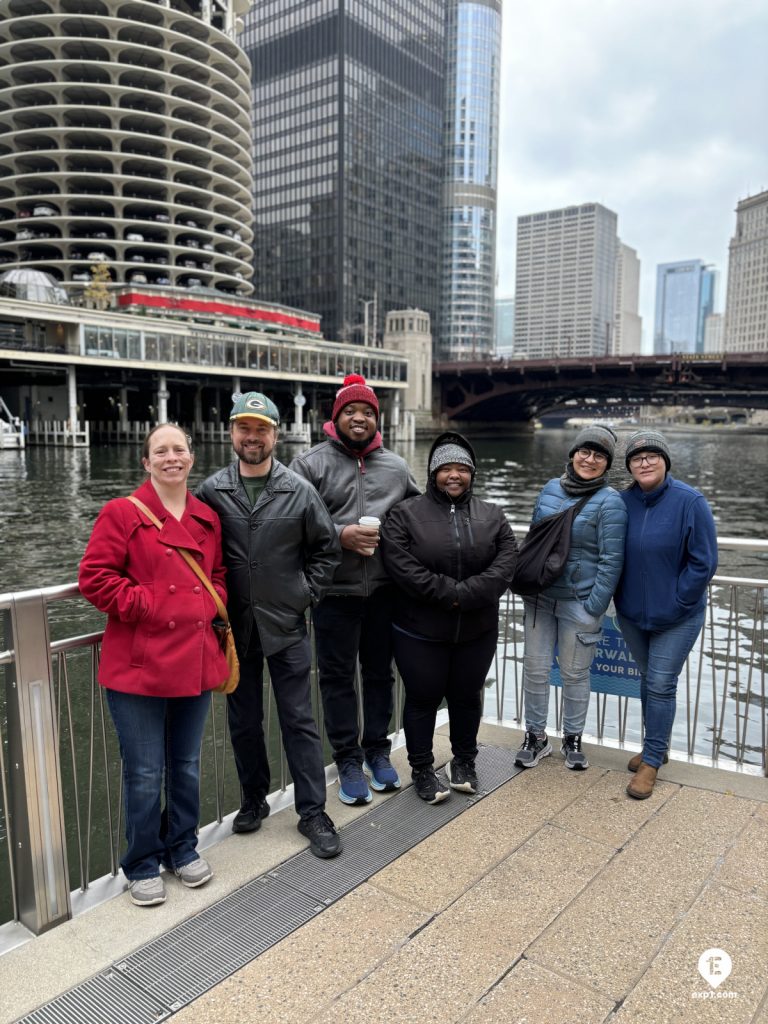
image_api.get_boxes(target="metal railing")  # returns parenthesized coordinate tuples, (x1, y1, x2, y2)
(0, 538, 766, 941)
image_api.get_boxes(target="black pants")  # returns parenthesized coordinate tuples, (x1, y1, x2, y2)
(393, 628, 498, 771)
(312, 585, 395, 765)
(227, 624, 326, 819)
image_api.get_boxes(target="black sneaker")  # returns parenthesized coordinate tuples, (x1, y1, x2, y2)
(514, 730, 552, 768)
(232, 796, 270, 834)
(297, 812, 342, 859)
(412, 766, 450, 804)
(561, 733, 589, 770)
(446, 757, 478, 794)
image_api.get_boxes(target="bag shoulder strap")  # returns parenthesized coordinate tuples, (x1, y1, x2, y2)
(126, 495, 229, 623)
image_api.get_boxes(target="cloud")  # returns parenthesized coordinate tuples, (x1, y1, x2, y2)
(496, 0, 768, 347)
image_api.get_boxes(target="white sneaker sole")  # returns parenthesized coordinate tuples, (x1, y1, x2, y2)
(515, 742, 552, 768)
(445, 763, 478, 794)
(424, 789, 450, 805)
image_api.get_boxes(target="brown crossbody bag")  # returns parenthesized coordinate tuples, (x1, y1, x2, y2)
(127, 496, 240, 694)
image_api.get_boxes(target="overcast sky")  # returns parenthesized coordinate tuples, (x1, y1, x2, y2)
(496, 0, 768, 350)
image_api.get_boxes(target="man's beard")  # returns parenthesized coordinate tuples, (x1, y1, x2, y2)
(336, 423, 375, 451)
(235, 442, 272, 465)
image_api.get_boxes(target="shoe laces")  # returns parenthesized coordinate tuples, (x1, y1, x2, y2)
(565, 734, 582, 752)
(522, 730, 540, 750)
(305, 811, 336, 834)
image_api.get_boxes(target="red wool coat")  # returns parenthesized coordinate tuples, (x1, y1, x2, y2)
(79, 478, 229, 697)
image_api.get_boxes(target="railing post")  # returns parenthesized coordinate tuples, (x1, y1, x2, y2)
(5, 590, 71, 933)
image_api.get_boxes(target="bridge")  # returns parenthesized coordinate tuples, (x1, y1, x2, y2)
(434, 353, 768, 421)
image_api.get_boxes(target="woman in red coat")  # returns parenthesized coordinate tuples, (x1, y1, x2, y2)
(79, 424, 229, 907)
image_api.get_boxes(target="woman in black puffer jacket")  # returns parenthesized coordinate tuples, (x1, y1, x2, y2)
(380, 432, 517, 804)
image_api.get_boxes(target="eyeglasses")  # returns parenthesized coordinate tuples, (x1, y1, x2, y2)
(574, 448, 607, 464)
(629, 452, 662, 468)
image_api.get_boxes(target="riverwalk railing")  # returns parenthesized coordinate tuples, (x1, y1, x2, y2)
(1, 538, 766, 942)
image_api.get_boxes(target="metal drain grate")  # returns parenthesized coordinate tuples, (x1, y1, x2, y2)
(17, 745, 522, 1024)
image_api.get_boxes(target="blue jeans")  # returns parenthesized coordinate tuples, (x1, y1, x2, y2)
(313, 585, 396, 765)
(106, 688, 211, 881)
(617, 609, 705, 769)
(523, 596, 604, 735)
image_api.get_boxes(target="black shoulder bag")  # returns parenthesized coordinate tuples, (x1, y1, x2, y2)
(511, 493, 592, 597)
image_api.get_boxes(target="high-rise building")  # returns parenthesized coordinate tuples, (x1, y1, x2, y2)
(495, 296, 515, 356)
(240, 1, 501, 357)
(653, 260, 716, 355)
(0, 1, 255, 296)
(613, 243, 642, 355)
(724, 190, 768, 353)
(703, 312, 724, 353)
(439, 0, 502, 361)
(513, 203, 620, 360)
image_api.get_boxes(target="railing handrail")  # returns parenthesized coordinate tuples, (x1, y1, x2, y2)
(1, 536, 766, 611)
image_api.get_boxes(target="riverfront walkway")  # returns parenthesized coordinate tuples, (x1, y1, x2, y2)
(2, 723, 767, 1024)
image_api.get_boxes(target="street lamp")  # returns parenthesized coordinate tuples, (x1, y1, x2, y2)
(360, 293, 377, 346)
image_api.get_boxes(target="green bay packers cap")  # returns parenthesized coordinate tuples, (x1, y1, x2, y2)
(229, 391, 280, 426)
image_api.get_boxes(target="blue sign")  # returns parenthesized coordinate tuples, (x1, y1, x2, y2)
(550, 613, 641, 699)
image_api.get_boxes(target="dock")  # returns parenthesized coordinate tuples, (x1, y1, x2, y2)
(3, 723, 766, 1024)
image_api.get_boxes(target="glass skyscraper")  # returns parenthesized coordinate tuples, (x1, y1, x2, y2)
(240, 1, 446, 346)
(439, 0, 502, 360)
(654, 260, 716, 355)
(240, 1, 501, 356)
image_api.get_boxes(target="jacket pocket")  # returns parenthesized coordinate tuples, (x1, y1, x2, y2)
(130, 625, 150, 667)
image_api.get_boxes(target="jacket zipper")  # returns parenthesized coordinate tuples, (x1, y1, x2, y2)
(451, 504, 462, 642)
(358, 456, 369, 597)
(639, 502, 649, 623)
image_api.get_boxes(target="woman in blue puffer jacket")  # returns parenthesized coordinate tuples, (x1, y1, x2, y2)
(515, 425, 627, 772)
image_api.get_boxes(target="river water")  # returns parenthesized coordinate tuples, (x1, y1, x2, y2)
(1, 427, 766, 594)
(0, 428, 765, 911)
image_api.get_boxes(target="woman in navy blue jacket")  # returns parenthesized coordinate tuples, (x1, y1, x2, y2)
(615, 430, 717, 800)
(515, 425, 627, 772)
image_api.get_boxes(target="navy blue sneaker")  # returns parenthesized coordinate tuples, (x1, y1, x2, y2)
(337, 760, 372, 805)
(363, 753, 401, 792)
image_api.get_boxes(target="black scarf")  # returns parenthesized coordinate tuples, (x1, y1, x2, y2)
(559, 462, 609, 498)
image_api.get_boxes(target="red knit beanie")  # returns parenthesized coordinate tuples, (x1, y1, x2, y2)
(331, 374, 380, 422)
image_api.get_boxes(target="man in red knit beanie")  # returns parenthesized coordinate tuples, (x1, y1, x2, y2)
(291, 375, 419, 804)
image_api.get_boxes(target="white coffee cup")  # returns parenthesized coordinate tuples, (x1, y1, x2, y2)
(358, 516, 381, 556)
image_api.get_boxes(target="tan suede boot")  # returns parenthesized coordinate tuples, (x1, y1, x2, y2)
(626, 762, 657, 799)
(628, 751, 668, 773)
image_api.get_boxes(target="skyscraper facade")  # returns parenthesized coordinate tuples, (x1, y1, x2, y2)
(240, 2, 446, 346)
(613, 242, 642, 355)
(495, 295, 515, 356)
(0, 1, 255, 295)
(439, 0, 502, 360)
(513, 203, 620, 360)
(653, 260, 716, 355)
(724, 189, 768, 353)
(240, 1, 502, 356)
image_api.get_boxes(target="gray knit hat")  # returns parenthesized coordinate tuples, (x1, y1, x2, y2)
(429, 443, 475, 475)
(624, 430, 671, 472)
(568, 423, 618, 467)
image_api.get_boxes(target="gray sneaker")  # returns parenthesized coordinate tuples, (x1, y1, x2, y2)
(175, 856, 213, 888)
(128, 876, 166, 907)
(561, 733, 589, 770)
(514, 730, 552, 768)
